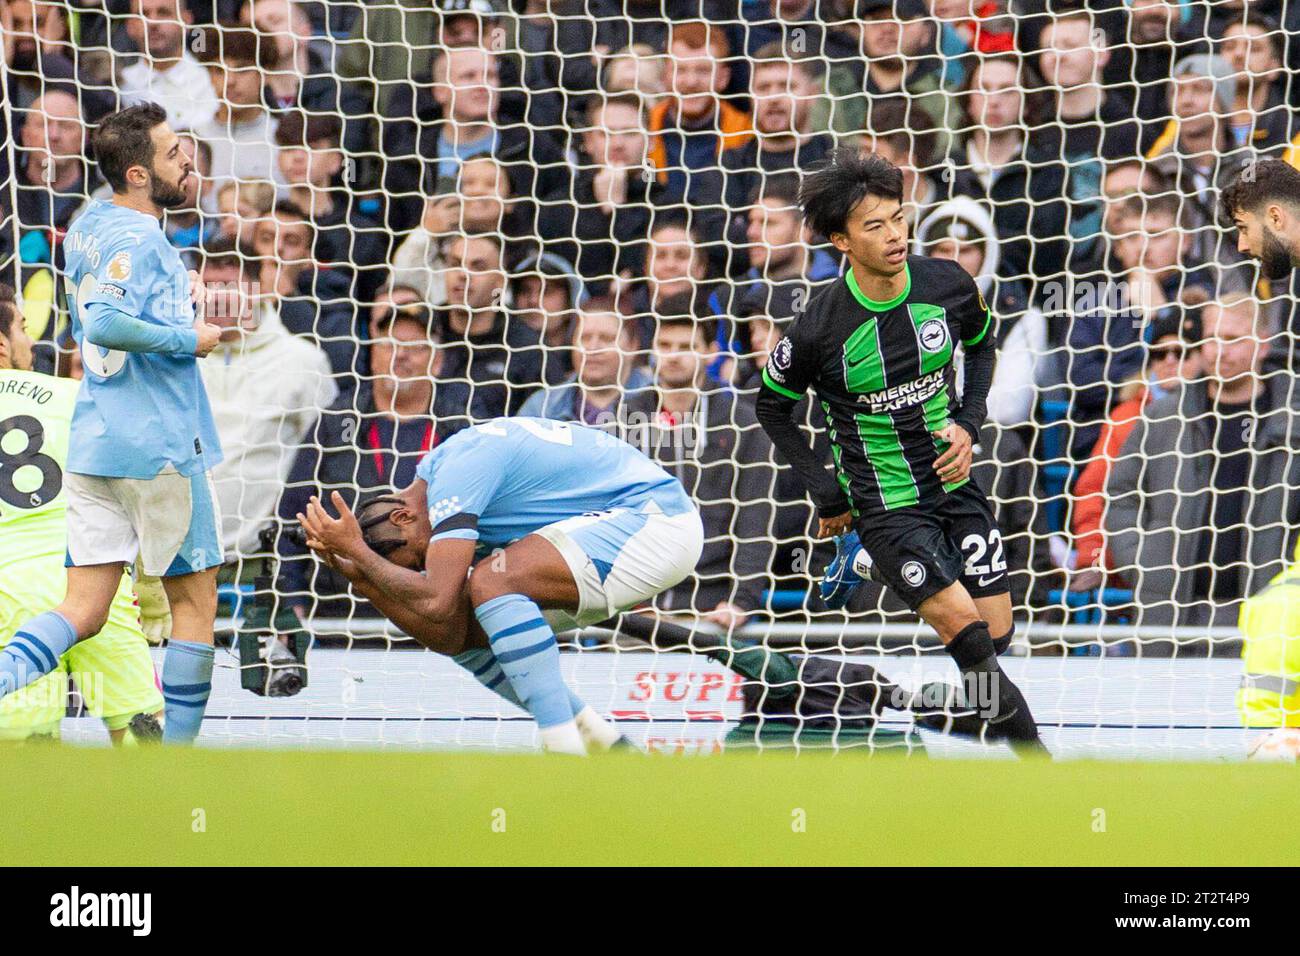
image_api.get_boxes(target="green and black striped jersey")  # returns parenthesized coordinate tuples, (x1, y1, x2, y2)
(761, 255, 994, 515)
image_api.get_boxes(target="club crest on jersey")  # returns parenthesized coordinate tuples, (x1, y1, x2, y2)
(919, 318, 948, 353)
(901, 561, 927, 587)
(106, 251, 132, 282)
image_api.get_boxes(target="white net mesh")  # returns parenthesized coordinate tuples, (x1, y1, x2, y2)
(3, 0, 1299, 757)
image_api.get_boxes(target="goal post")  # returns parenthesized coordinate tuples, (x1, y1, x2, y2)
(4, 0, 1296, 756)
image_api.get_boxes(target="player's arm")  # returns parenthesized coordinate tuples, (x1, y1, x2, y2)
(83, 299, 202, 354)
(932, 272, 998, 484)
(354, 538, 473, 629)
(324, 548, 471, 652)
(302, 493, 472, 626)
(950, 272, 998, 443)
(82, 248, 217, 355)
(754, 329, 852, 536)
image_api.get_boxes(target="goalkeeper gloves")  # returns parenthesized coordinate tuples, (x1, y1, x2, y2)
(133, 559, 172, 645)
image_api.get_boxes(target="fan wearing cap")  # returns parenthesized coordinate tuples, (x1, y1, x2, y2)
(509, 249, 589, 387)
(1144, 52, 1254, 260)
(1069, 306, 1202, 593)
(915, 198, 1048, 609)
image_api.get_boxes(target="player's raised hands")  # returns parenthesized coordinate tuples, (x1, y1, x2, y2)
(932, 422, 973, 484)
(299, 491, 367, 562)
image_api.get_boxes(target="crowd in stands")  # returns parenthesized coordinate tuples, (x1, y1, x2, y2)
(2, 0, 1299, 639)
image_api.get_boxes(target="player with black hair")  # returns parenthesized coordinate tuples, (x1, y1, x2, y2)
(755, 149, 1046, 753)
(1222, 158, 1300, 280)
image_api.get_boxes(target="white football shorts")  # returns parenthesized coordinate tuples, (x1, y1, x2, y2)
(64, 465, 224, 577)
(534, 502, 704, 632)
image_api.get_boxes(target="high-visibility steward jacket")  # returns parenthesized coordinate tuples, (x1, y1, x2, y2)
(1237, 539, 1300, 728)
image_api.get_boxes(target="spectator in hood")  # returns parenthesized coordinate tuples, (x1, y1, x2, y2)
(436, 232, 544, 416)
(510, 249, 588, 387)
(518, 309, 652, 425)
(197, 238, 337, 558)
(915, 196, 1047, 429)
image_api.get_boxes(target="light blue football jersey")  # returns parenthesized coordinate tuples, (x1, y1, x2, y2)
(62, 199, 222, 479)
(416, 418, 693, 548)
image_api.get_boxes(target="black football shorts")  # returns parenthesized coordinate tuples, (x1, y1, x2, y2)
(854, 480, 1011, 612)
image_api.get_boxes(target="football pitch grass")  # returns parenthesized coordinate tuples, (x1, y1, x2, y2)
(4, 746, 1298, 866)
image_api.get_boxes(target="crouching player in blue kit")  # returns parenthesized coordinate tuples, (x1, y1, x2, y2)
(0, 104, 225, 744)
(299, 417, 704, 755)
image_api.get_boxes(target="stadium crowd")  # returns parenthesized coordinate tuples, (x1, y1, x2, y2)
(2, 0, 1299, 638)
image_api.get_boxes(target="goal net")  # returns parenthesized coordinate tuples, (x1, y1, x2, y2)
(3, 0, 1297, 758)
